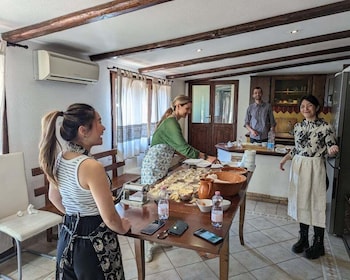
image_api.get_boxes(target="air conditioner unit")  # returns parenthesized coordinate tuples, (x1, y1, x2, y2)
(34, 50, 99, 84)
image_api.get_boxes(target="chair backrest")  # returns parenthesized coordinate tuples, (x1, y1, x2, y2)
(0, 152, 29, 218)
(92, 149, 125, 178)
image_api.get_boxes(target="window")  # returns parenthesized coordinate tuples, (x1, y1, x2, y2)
(110, 70, 171, 158)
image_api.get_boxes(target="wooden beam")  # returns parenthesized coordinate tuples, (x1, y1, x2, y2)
(90, 1, 350, 61)
(1, 0, 171, 43)
(186, 55, 350, 83)
(166, 46, 350, 79)
(140, 30, 350, 73)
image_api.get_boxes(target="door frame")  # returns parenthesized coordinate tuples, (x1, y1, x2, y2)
(188, 80, 239, 155)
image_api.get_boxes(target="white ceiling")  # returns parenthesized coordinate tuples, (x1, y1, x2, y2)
(1, 0, 350, 80)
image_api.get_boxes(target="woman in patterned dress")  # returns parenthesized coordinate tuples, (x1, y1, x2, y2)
(39, 103, 131, 279)
(280, 95, 339, 259)
(141, 95, 217, 262)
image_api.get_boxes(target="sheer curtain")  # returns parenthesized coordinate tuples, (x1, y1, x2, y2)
(113, 70, 171, 159)
(150, 79, 171, 138)
(0, 40, 8, 154)
(115, 70, 149, 159)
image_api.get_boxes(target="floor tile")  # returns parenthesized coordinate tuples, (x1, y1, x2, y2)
(1, 199, 349, 280)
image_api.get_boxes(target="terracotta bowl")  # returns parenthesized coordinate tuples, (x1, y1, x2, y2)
(221, 166, 248, 175)
(208, 171, 247, 197)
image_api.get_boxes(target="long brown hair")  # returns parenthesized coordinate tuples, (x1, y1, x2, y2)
(38, 103, 95, 186)
(156, 95, 192, 128)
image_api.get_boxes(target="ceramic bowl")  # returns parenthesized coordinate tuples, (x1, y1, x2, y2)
(221, 166, 248, 175)
(196, 199, 212, 212)
(208, 171, 247, 198)
(222, 199, 231, 211)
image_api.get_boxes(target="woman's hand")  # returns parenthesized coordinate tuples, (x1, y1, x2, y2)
(328, 145, 339, 157)
(280, 154, 291, 171)
(207, 155, 217, 163)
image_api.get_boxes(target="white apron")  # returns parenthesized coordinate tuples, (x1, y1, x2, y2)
(288, 155, 326, 228)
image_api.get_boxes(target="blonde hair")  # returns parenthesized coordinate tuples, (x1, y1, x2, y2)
(157, 95, 191, 128)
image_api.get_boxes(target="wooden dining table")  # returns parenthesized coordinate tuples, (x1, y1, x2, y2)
(115, 167, 253, 280)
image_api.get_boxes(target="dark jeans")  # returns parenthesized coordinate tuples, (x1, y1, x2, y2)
(250, 138, 267, 144)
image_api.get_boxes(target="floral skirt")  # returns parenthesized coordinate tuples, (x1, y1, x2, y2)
(141, 144, 175, 185)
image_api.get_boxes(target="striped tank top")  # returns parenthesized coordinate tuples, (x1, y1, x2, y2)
(56, 153, 100, 216)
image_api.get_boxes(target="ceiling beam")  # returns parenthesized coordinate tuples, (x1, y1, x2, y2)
(1, 0, 171, 43)
(90, 1, 350, 61)
(166, 46, 350, 79)
(140, 30, 350, 73)
(186, 55, 350, 83)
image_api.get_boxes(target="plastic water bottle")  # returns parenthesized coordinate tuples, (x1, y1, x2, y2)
(267, 128, 275, 151)
(211, 191, 223, 228)
(158, 186, 169, 221)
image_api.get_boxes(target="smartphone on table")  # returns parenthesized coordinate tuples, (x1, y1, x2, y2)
(193, 228, 223, 245)
(140, 220, 165, 235)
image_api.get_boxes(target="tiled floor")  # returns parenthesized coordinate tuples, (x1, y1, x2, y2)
(1, 200, 350, 280)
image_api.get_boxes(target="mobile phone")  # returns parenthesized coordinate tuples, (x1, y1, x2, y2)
(193, 228, 223, 245)
(140, 220, 165, 235)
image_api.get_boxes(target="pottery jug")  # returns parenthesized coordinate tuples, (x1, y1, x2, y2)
(198, 178, 214, 199)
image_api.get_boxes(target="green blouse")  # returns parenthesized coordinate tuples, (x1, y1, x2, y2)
(151, 116, 199, 159)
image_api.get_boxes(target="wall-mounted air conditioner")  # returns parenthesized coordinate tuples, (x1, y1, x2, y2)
(34, 50, 99, 85)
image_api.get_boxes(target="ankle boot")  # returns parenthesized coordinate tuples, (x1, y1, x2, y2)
(305, 226, 325, 259)
(292, 223, 309, 253)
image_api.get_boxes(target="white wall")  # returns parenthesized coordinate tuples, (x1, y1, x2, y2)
(4, 43, 252, 209)
(5, 43, 113, 208)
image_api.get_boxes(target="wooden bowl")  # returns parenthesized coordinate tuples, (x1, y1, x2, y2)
(221, 166, 248, 175)
(208, 171, 247, 197)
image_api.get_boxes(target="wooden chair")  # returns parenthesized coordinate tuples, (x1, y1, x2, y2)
(0, 152, 62, 280)
(32, 167, 63, 242)
(92, 149, 141, 195)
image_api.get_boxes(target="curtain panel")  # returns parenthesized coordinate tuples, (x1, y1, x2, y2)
(113, 69, 171, 159)
(0, 40, 8, 154)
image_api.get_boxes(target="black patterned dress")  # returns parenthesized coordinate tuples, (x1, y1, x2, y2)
(288, 119, 337, 228)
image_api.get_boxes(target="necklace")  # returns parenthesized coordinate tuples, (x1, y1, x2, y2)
(67, 142, 91, 156)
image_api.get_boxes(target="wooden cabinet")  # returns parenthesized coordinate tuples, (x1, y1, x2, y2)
(250, 74, 327, 109)
(271, 75, 312, 106)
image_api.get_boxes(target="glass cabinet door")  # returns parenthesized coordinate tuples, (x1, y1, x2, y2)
(192, 85, 210, 123)
(214, 84, 235, 124)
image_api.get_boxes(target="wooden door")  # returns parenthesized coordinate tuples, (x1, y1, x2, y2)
(188, 81, 239, 156)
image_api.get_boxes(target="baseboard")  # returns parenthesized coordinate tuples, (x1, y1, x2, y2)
(246, 192, 288, 205)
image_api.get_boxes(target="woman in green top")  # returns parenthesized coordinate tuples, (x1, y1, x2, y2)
(141, 95, 216, 185)
(141, 95, 217, 263)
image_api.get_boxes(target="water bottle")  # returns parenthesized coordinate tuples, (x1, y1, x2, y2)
(158, 186, 169, 221)
(267, 128, 275, 151)
(211, 191, 223, 228)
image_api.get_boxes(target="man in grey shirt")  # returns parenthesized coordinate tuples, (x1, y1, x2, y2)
(244, 87, 276, 143)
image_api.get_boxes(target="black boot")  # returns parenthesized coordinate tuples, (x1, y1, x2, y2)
(305, 226, 325, 259)
(292, 223, 309, 253)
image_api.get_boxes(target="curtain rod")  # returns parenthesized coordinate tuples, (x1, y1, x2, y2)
(107, 66, 172, 83)
(6, 41, 28, 49)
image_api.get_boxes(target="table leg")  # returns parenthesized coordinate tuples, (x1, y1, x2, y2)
(134, 239, 145, 280)
(239, 194, 246, 245)
(219, 234, 229, 280)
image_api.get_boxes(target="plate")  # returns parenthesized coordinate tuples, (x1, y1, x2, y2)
(211, 163, 223, 169)
(183, 159, 203, 165)
(275, 147, 287, 154)
(183, 158, 212, 168)
(196, 160, 212, 168)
